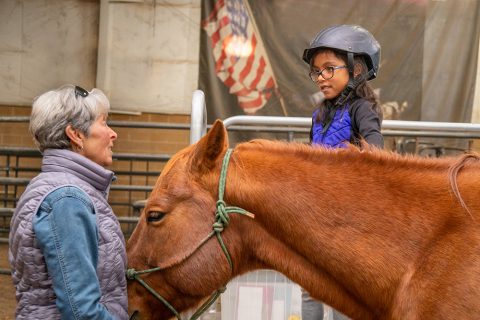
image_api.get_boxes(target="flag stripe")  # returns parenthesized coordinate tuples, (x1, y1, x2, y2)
(210, 16, 229, 48)
(239, 34, 257, 83)
(203, 0, 226, 27)
(202, 0, 276, 114)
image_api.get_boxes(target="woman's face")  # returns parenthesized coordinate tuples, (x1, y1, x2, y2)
(81, 113, 117, 167)
(311, 50, 349, 100)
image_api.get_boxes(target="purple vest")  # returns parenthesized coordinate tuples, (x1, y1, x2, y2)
(9, 149, 128, 319)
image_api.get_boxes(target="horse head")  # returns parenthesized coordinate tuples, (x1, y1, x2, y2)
(127, 120, 241, 319)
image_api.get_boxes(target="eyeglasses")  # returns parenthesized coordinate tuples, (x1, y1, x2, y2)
(74, 85, 89, 98)
(309, 65, 347, 82)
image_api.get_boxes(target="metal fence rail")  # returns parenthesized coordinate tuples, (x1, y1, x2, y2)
(222, 115, 480, 138)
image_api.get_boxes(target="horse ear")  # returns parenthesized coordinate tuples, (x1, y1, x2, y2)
(189, 119, 228, 172)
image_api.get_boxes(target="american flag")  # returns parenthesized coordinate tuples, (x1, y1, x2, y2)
(202, 0, 276, 114)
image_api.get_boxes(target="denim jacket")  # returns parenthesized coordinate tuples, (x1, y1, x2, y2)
(34, 186, 114, 319)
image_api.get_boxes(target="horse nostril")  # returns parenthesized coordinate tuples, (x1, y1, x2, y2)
(129, 310, 139, 320)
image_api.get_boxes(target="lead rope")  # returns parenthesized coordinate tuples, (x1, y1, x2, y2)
(127, 148, 254, 320)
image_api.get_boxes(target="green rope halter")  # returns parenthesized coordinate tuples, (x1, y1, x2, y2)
(127, 148, 254, 320)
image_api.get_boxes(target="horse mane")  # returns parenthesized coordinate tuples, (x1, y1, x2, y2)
(237, 139, 480, 218)
(448, 153, 480, 218)
(239, 138, 450, 168)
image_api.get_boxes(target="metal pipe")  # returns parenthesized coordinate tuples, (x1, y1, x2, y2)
(0, 268, 10, 275)
(117, 216, 139, 223)
(223, 116, 310, 128)
(381, 130, 480, 138)
(190, 90, 207, 144)
(4, 114, 480, 138)
(0, 116, 30, 122)
(108, 121, 189, 129)
(223, 115, 480, 134)
(383, 120, 480, 132)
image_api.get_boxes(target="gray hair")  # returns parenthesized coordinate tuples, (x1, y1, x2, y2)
(29, 84, 110, 152)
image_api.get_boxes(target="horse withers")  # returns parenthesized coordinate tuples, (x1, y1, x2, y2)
(127, 120, 480, 319)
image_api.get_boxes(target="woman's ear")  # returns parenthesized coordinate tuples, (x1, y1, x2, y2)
(65, 125, 84, 151)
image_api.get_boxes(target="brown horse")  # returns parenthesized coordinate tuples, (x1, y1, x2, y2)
(127, 120, 480, 320)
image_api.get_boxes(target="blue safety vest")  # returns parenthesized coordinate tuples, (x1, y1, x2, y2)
(311, 106, 351, 148)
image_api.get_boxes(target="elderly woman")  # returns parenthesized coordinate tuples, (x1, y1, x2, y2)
(9, 84, 128, 319)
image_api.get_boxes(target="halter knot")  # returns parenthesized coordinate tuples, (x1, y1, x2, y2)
(212, 221, 225, 233)
(126, 268, 137, 280)
(215, 199, 231, 227)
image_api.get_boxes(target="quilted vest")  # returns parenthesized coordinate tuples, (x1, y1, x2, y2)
(311, 105, 352, 148)
(9, 149, 128, 319)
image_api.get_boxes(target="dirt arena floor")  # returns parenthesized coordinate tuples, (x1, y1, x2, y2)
(0, 244, 15, 319)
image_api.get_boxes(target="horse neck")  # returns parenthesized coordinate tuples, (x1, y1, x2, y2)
(223, 141, 458, 244)
(224, 143, 366, 251)
(219, 142, 455, 317)
(218, 144, 382, 317)
(225, 142, 363, 224)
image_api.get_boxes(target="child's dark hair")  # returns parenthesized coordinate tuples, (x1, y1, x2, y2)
(311, 48, 382, 123)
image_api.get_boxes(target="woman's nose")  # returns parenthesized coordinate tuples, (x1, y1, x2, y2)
(110, 128, 118, 140)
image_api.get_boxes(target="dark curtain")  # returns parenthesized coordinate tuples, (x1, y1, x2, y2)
(199, 0, 479, 146)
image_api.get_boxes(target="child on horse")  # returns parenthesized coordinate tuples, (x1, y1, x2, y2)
(304, 24, 383, 149)
(301, 24, 384, 320)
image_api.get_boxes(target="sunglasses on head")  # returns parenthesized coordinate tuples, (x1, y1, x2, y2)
(74, 85, 89, 98)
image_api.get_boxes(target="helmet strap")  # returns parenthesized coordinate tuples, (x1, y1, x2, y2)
(334, 88, 354, 108)
(334, 62, 376, 107)
(334, 52, 356, 107)
(347, 52, 355, 89)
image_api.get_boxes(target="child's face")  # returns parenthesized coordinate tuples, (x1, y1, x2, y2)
(311, 50, 349, 100)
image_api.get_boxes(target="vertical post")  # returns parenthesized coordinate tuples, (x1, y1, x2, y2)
(472, 34, 480, 123)
(190, 90, 207, 144)
(96, 0, 112, 91)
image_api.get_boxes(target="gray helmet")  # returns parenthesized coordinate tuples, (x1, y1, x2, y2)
(302, 25, 381, 80)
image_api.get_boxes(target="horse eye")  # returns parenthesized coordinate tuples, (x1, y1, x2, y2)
(147, 211, 166, 223)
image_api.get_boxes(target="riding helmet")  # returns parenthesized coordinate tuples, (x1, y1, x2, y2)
(302, 25, 381, 80)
